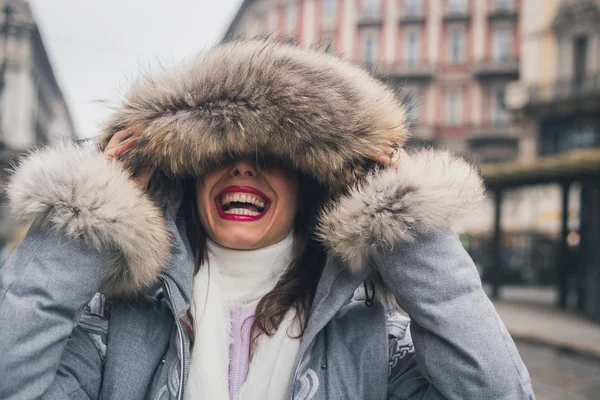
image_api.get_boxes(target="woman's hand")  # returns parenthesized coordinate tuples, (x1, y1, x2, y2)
(104, 128, 155, 191)
(365, 143, 403, 168)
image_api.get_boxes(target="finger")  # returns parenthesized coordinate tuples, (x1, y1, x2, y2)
(366, 145, 396, 166)
(105, 137, 139, 160)
(106, 130, 133, 149)
(105, 128, 141, 152)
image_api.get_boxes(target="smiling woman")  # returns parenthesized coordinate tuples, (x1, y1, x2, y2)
(0, 39, 534, 400)
(196, 159, 298, 250)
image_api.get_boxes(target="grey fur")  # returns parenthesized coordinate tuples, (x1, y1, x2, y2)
(317, 150, 486, 271)
(6, 143, 171, 297)
(99, 39, 412, 193)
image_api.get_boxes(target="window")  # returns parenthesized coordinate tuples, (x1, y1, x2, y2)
(405, 0, 422, 16)
(540, 117, 600, 156)
(285, 2, 297, 34)
(491, 88, 509, 124)
(447, 28, 466, 64)
(323, 0, 336, 19)
(364, 34, 378, 67)
(445, 87, 463, 127)
(493, 0, 512, 11)
(492, 27, 512, 61)
(574, 36, 588, 88)
(362, 0, 380, 15)
(404, 30, 421, 65)
(448, 0, 467, 13)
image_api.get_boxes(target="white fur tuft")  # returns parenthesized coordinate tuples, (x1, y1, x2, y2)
(317, 150, 485, 271)
(6, 143, 171, 297)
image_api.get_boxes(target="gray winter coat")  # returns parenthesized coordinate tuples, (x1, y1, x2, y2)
(0, 40, 534, 400)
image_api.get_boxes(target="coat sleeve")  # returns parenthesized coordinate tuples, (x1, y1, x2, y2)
(0, 228, 105, 400)
(0, 143, 173, 399)
(374, 229, 534, 400)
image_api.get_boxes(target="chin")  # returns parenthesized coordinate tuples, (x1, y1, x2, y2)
(211, 226, 265, 250)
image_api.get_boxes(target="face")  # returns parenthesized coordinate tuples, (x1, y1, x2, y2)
(196, 159, 299, 250)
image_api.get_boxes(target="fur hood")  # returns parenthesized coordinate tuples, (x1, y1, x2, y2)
(7, 40, 484, 297)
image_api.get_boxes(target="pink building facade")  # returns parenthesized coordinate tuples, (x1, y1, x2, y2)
(226, 0, 522, 163)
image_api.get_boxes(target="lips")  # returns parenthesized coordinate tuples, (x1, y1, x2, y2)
(214, 186, 272, 222)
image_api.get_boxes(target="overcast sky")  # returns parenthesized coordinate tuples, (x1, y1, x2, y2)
(28, 0, 243, 138)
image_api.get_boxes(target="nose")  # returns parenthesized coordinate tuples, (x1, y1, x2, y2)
(229, 160, 257, 178)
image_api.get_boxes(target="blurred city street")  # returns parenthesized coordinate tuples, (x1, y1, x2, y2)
(485, 285, 600, 399)
(516, 340, 600, 400)
(487, 285, 600, 399)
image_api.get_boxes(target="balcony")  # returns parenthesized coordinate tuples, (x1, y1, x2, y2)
(473, 57, 519, 79)
(398, 7, 426, 24)
(469, 140, 519, 164)
(508, 75, 600, 117)
(529, 76, 600, 105)
(376, 62, 436, 80)
(443, 4, 471, 22)
(465, 124, 519, 140)
(357, 10, 383, 27)
(488, 3, 518, 20)
(465, 124, 519, 163)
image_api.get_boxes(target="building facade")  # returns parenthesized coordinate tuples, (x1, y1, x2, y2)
(226, 0, 522, 164)
(503, 0, 600, 315)
(0, 0, 75, 250)
(507, 0, 600, 155)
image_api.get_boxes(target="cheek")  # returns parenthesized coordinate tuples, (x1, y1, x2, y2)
(195, 180, 214, 226)
(271, 175, 299, 225)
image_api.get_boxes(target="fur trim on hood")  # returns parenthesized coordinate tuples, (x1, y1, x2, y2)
(100, 39, 413, 193)
(6, 143, 171, 297)
(7, 40, 485, 296)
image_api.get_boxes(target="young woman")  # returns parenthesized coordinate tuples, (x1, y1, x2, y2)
(0, 40, 534, 400)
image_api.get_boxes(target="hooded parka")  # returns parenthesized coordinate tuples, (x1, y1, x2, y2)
(0, 40, 534, 400)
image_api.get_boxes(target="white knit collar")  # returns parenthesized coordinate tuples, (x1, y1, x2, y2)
(206, 231, 295, 305)
(187, 231, 301, 400)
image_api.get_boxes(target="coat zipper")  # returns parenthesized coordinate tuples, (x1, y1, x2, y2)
(162, 277, 188, 400)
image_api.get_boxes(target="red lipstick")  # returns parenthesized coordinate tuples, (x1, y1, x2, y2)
(214, 186, 272, 222)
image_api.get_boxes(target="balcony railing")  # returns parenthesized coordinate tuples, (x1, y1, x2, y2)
(466, 123, 519, 140)
(488, 2, 518, 19)
(443, 3, 470, 21)
(474, 57, 519, 78)
(357, 10, 383, 27)
(398, 7, 426, 24)
(376, 62, 436, 79)
(528, 75, 600, 105)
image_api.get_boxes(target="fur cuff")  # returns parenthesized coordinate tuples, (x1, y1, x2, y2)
(7, 143, 171, 297)
(317, 150, 485, 271)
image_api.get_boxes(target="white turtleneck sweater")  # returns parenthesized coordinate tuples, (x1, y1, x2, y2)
(206, 232, 294, 306)
(186, 232, 301, 400)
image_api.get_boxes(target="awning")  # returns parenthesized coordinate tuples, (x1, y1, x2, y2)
(482, 148, 600, 188)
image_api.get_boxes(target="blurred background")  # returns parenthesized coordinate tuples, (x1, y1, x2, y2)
(0, 0, 599, 398)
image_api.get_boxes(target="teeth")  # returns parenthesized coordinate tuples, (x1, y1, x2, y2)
(220, 192, 268, 210)
(224, 208, 260, 216)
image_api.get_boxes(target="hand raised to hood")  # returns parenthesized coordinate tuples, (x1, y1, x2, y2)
(365, 143, 404, 169)
(104, 128, 156, 191)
